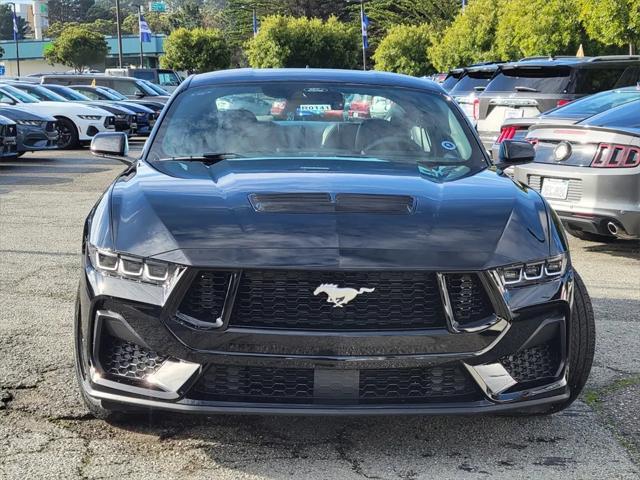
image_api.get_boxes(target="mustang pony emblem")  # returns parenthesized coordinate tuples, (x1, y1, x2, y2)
(313, 284, 375, 308)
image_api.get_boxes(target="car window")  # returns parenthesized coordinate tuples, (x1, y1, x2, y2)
(18, 85, 67, 102)
(0, 85, 38, 103)
(47, 85, 91, 101)
(107, 79, 139, 96)
(614, 66, 640, 88)
(581, 99, 640, 128)
(441, 75, 461, 91)
(76, 88, 100, 100)
(545, 89, 640, 117)
(573, 68, 628, 94)
(449, 71, 494, 94)
(158, 72, 180, 86)
(132, 70, 156, 82)
(485, 66, 571, 93)
(147, 82, 487, 181)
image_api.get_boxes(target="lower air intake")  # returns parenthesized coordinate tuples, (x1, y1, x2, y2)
(100, 336, 166, 380)
(500, 343, 560, 383)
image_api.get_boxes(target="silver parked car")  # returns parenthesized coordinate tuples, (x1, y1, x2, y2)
(514, 100, 640, 241)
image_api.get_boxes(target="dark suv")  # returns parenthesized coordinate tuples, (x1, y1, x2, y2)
(476, 55, 640, 150)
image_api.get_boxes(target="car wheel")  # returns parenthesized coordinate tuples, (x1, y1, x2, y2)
(569, 230, 617, 243)
(56, 117, 79, 149)
(515, 271, 595, 415)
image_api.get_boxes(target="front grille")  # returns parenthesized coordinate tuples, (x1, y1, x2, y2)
(248, 193, 415, 214)
(194, 365, 315, 403)
(359, 365, 479, 403)
(178, 271, 232, 323)
(229, 270, 446, 330)
(500, 343, 560, 383)
(528, 175, 582, 202)
(100, 336, 166, 380)
(446, 273, 494, 326)
(192, 363, 480, 404)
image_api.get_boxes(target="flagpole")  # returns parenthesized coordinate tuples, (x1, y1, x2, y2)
(8, 2, 20, 76)
(138, 6, 144, 68)
(360, 1, 366, 70)
(115, 0, 123, 68)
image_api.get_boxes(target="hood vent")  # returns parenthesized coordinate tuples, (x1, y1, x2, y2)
(249, 193, 415, 214)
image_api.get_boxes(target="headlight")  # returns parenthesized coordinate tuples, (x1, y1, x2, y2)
(496, 254, 567, 287)
(16, 119, 43, 126)
(78, 115, 102, 120)
(136, 112, 147, 118)
(115, 113, 128, 119)
(87, 244, 183, 286)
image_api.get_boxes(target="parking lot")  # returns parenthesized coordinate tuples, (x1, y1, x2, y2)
(0, 146, 638, 480)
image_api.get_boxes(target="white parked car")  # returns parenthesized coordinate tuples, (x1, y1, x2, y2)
(0, 84, 115, 148)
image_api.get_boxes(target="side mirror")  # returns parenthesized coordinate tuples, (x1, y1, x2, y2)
(134, 91, 145, 98)
(90, 132, 132, 164)
(1, 97, 15, 105)
(494, 140, 535, 171)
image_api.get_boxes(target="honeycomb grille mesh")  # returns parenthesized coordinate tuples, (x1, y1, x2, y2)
(500, 344, 559, 383)
(178, 271, 231, 323)
(101, 337, 166, 380)
(359, 365, 479, 403)
(193, 364, 479, 404)
(446, 273, 494, 325)
(229, 270, 446, 330)
(194, 365, 314, 403)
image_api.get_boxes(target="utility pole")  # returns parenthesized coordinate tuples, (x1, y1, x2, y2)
(115, 0, 124, 68)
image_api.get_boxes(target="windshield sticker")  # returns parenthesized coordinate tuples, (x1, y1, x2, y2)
(441, 140, 457, 150)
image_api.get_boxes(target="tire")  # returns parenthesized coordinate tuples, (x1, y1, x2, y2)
(518, 271, 596, 415)
(569, 230, 617, 243)
(56, 117, 79, 149)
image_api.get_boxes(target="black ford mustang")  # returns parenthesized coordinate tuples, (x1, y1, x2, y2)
(77, 69, 595, 418)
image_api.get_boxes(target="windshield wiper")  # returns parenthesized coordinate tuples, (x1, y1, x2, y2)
(157, 152, 245, 164)
(514, 86, 539, 92)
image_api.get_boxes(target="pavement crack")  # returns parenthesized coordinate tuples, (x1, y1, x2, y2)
(333, 426, 383, 480)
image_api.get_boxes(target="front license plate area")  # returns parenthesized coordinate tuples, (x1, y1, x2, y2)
(541, 178, 569, 200)
(313, 369, 359, 404)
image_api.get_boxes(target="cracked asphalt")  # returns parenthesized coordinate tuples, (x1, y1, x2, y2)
(1, 147, 639, 480)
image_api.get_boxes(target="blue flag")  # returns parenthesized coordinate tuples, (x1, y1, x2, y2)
(12, 10, 19, 41)
(361, 11, 369, 50)
(252, 9, 259, 37)
(139, 14, 152, 42)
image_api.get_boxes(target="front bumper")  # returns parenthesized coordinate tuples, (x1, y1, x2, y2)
(76, 264, 574, 415)
(515, 163, 640, 238)
(16, 123, 59, 152)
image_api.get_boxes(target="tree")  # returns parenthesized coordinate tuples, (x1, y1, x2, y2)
(44, 25, 109, 72)
(47, 0, 95, 23)
(495, 0, 585, 59)
(122, 12, 173, 35)
(245, 15, 359, 69)
(373, 24, 434, 77)
(0, 5, 30, 40)
(160, 27, 231, 73)
(428, 0, 501, 72)
(578, 0, 640, 54)
(45, 19, 116, 38)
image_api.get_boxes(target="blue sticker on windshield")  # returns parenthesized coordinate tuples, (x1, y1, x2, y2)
(441, 141, 457, 150)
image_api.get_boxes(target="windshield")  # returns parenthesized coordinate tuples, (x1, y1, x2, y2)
(137, 80, 160, 96)
(147, 82, 487, 177)
(17, 85, 67, 102)
(485, 66, 571, 93)
(441, 74, 462, 91)
(141, 79, 170, 95)
(96, 86, 127, 100)
(45, 85, 91, 101)
(0, 85, 39, 103)
(545, 89, 640, 117)
(581, 99, 640, 129)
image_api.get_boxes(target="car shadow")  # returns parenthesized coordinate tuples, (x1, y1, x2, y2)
(583, 241, 639, 260)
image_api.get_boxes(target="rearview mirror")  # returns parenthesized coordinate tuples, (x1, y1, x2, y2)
(90, 132, 132, 164)
(494, 140, 535, 171)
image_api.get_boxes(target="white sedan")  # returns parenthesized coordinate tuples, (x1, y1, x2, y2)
(0, 84, 115, 148)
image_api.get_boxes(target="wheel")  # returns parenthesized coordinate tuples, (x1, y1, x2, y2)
(569, 229, 617, 243)
(516, 271, 596, 415)
(56, 117, 79, 149)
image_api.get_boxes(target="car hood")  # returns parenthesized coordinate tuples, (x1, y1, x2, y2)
(30, 101, 112, 117)
(0, 106, 55, 122)
(106, 159, 551, 270)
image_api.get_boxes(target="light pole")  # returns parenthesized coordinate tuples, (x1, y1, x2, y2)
(138, 5, 144, 68)
(7, 2, 20, 76)
(115, 0, 124, 68)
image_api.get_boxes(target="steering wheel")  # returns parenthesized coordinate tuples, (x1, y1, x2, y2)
(362, 135, 423, 154)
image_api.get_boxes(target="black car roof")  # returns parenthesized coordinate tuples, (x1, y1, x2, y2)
(188, 68, 444, 93)
(500, 55, 640, 69)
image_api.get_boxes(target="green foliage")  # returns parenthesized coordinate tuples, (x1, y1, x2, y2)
(244, 15, 359, 69)
(495, 0, 584, 59)
(43, 25, 108, 72)
(577, 0, 640, 52)
(0, 5, 30, 41)
(160, 27, 231, 73)
(428, 0, 501, 71)
(122, 12, 173, 35)
(45, 19, 116, 38)
(373, 24, 434, 77)
(47, 0, 95, 23)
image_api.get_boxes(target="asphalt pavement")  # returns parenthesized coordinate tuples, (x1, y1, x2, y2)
(0, 147, 638, 479)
